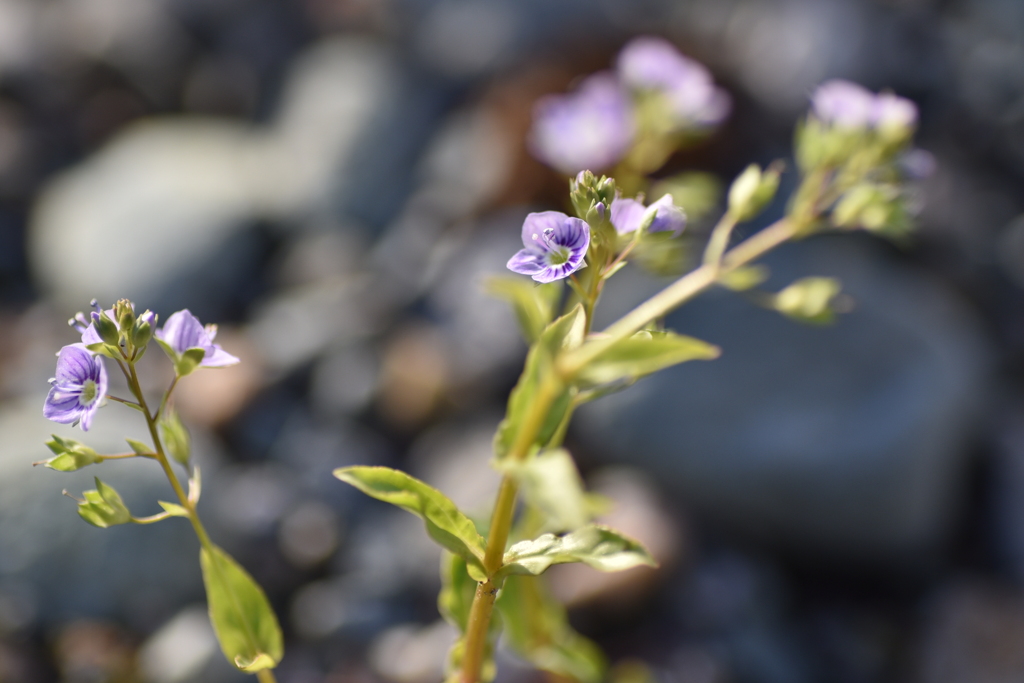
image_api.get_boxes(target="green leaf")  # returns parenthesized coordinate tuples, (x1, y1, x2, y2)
(500, 449, 589, 533)
(175, 347, 207, 378)
(497, 576, 606, 683)
(493, 306, 585, 461)
(200, 544, 283, 673)
(38, 436, 102, 471)
(577, 331, 720, 387)
(75, 477, 132, 528)
(158, 501, 190, 517)
(774, 277, 842, 324)
(159, 407, 191, 466)
(497, 525, 657, 580)
(333, 466, 487, 578)
(719, 264, 770, 291)
(438, 551, 477, 632)
(126, 438, 152, 455)
(485, 277, 562, 343)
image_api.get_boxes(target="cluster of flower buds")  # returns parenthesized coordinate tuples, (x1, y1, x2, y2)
(71, 298, 157, 360)
(529, 37, 729, 175)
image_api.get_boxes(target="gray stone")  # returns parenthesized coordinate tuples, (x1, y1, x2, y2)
(576, 235, 992, 558)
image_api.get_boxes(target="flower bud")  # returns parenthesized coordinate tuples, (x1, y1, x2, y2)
(115, 299, 135, 332)
(92, 310, 120, 346)
(728, 164, 781, 222)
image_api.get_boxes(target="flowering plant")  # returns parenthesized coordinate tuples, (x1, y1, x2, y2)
(336, 39, 927, 683)
(39, 301, 283, 682)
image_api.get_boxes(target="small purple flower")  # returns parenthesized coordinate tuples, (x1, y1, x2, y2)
(69, 300, 112, 345)
(156, 310, 239, 368)
(528, 72, 635, 175)
(617, 36, 730, 128)
(507, 212, 590, 283)
(610, 193, 686, 235)
(44, 344, 108, 431)
(811, 80, 876, 128)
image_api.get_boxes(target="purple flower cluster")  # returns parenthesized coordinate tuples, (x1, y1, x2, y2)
(528, 36, 729, 175)
(617, 37, 731, 128)
(529, 73, 635, 176)
(45, 304, 238, 431)
(507, 212, 590, 283)
(610, 193, 686, 236)
(811, 80, 917, 131)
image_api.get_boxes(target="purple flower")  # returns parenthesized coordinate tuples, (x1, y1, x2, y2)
(811, 80, 876, 128)
(69, 300, 111, 345)
(528, 72, 635, 175)
(156, 310, 239, 368)
(617, 37, 730, 128)
(44, 344, 108, 431)
(874, 92, 917, 130)
(507, 212, 590, 283)
(610, 193, 686, 235)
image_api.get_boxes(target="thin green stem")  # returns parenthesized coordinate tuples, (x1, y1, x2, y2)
(257, 668, 278, 683)
(157, 376, 179, 420)
(100, 452, 151, 461)
(560, 217, 800, 377)
(702, 212, 739, 268)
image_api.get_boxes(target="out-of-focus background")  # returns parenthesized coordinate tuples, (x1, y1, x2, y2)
(0, 0, 1022, 681)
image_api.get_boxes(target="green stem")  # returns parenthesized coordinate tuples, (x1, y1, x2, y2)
(702, 212, 739, 268)
(257, 669, 278, 683)
(461, 374, 560, 683)
(560, 217, 800, 377)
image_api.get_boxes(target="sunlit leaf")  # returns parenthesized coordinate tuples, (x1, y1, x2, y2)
(577, 331, 720, 387)
(200, 545, 283, 673)
(37, 436, 101, 472)
(334, 466, 487, 578)
(159, 407, 191, 466)
(498, 525, 657, 579)
(75, 478, 131, 528)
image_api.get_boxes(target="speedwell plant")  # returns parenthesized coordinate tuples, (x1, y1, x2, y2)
(40, 302, 284, 682)
(335, 40, 928, 683)
(38, 36, 927, 683)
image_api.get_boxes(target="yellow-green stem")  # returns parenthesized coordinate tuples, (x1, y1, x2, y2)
(257, 669, 278, 683)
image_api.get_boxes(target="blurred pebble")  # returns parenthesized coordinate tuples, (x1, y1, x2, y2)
(211, 463, 296, 536)
(368, 620, 456, 683)
(53, 620, 135, 683)
(917, 581, 1024, 683)
(174, 328, 263, 427)
(376, 323, 449, 430)
(408, 419, 502, 515)
(138, 606, 217, 683)
(277, 501, 342, 569)
(310, 344, 380, 418)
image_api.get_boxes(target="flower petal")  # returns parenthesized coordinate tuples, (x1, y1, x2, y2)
(521, 211, 568, 251)
(157, 310, 206, 354)
(610, 197, 647, 234)
(647, 194, 686, 235)
(55, 344, 96, 383)
(507, 249, 548, 276)
(200, 345, 240, 368)
(43, 388, 82, 423)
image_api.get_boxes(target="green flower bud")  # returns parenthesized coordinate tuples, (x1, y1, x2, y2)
(36, 435, 102, 471)
(115, 299, 135, 332)
(93, 311, 120, 346)
(774, 277, 842, 324)
(75, 477, 132, 528)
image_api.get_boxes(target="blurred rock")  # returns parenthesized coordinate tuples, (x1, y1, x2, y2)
(577, 235, 992, 559)
(138, 605, 217, 683)
(174, 328, 264, 427)
(917, 581, 1024, 683)
(29, 37, 399, 310)
(368, 620, 456, 683)
(407, 418, 502, 515)
(277, 501, 342, 569)
(53, 620, 135, 683)
(376, 323, 450, 430)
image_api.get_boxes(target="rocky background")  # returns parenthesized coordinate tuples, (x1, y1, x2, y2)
(0, 0, 1022, 682)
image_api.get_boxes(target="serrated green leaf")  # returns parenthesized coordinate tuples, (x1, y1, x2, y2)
(159, 407, 191, 466)
(576, 332, 720, 387)
(158, 501, 190, 517)
(497, 576, 606, 683)
(500, 449, 589, 533)
(719, 265, 770, 291)
(485, 277, 562, 343)
(334, 466, 487, 577)
(493, 306, 584, 461)
(200, 545, 283, 673)
(497, 525, 657, 580)
(76, 477, 131, 527)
